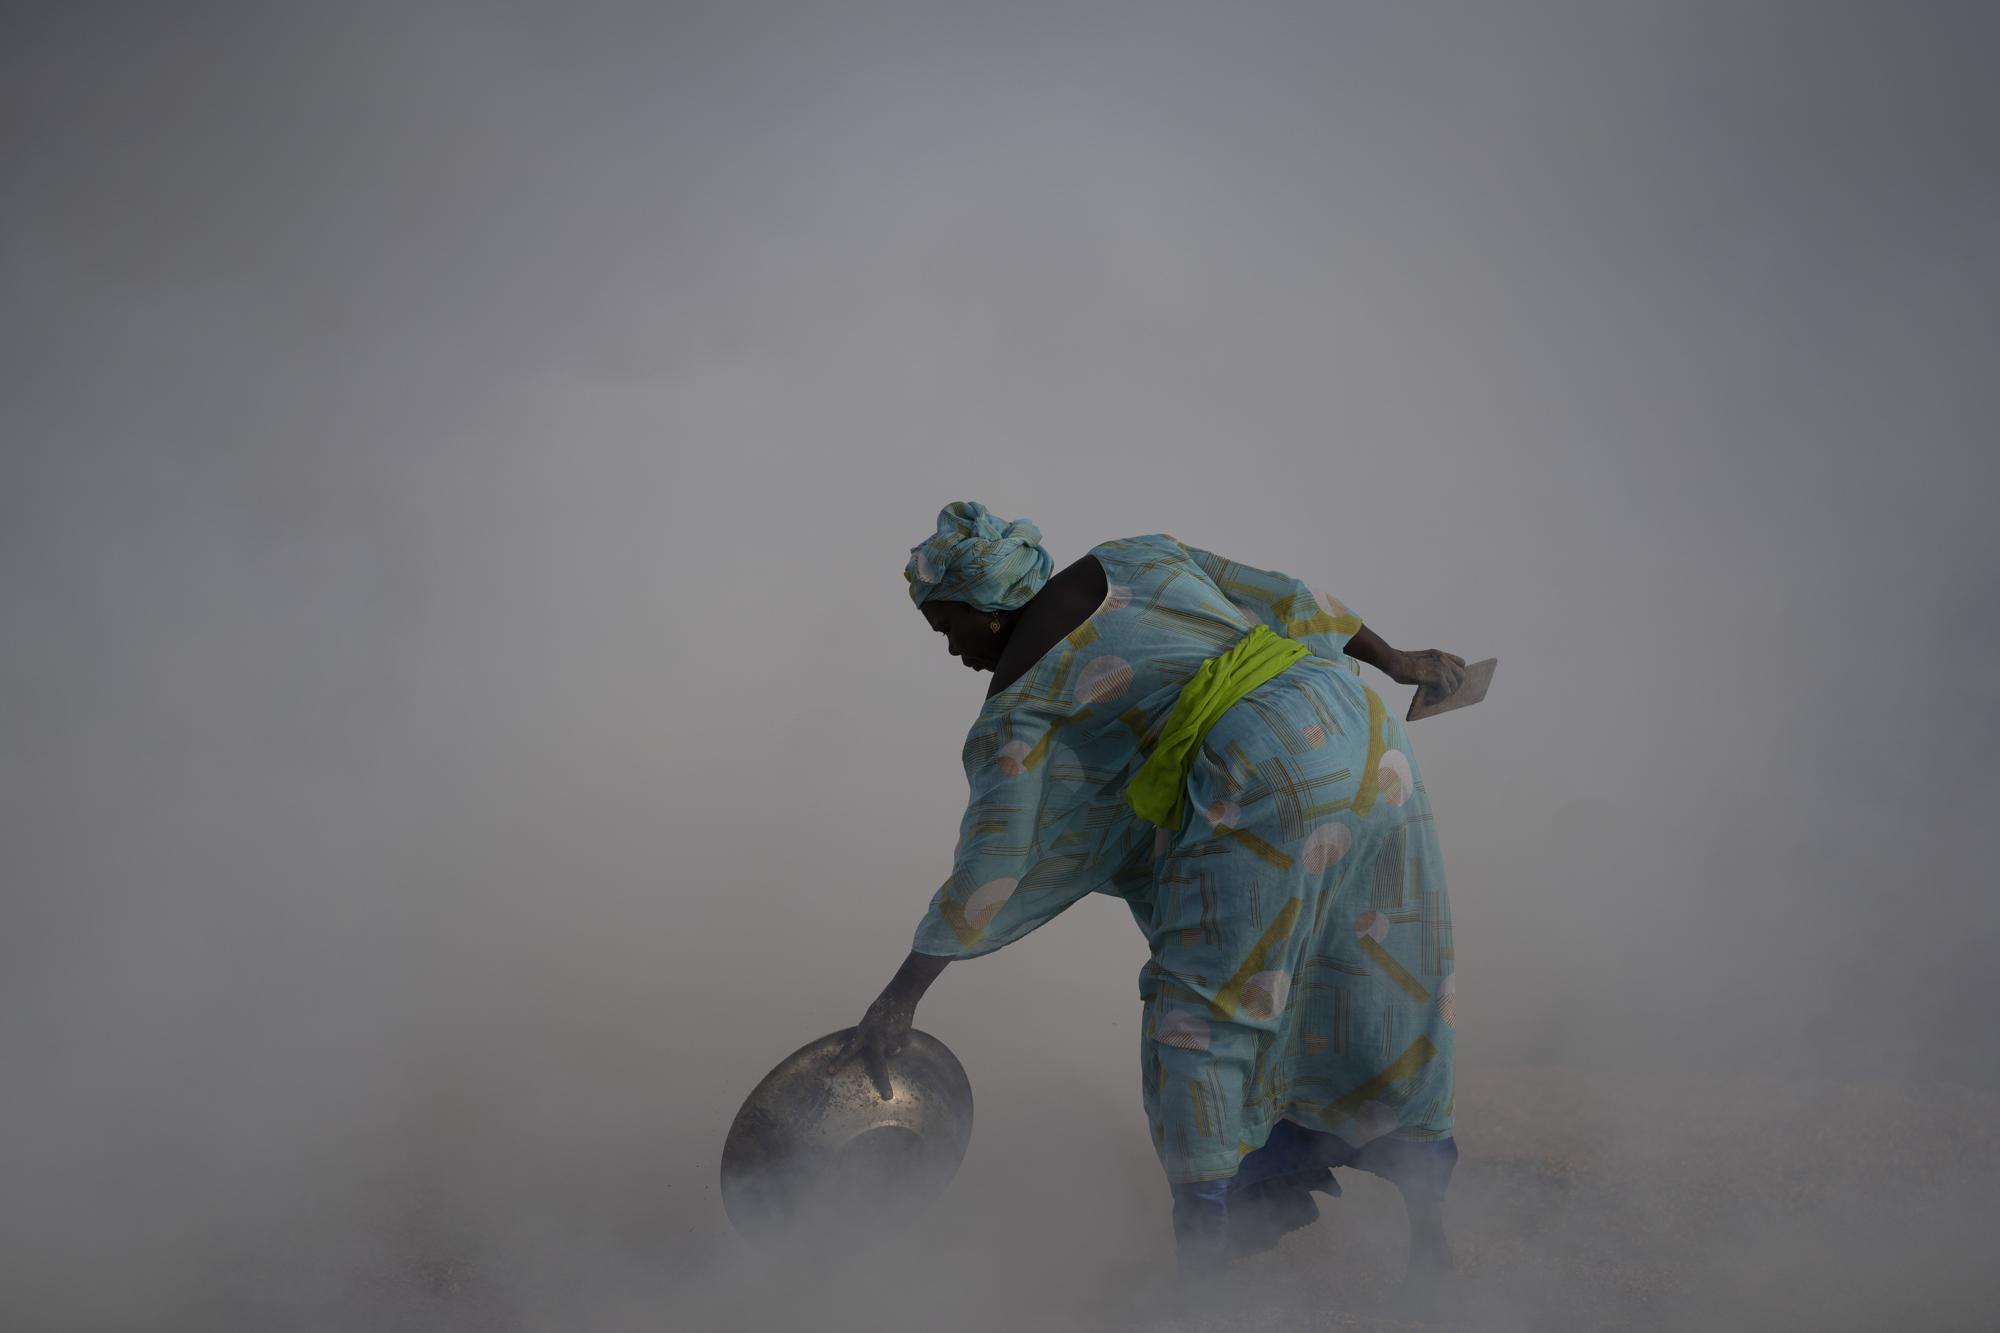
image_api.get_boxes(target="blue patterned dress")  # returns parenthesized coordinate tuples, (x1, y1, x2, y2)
(913, 534, 1456, 1190)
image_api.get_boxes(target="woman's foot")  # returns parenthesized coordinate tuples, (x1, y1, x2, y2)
(1393, 1269, 1463, 1324)
(1404, 1196, 1452, 1271)
(1394, 1193, 1456, 1313)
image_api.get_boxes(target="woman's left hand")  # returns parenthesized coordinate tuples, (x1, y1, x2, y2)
(1390, 649, 1468, 700)
(833, 994, 915, 1100)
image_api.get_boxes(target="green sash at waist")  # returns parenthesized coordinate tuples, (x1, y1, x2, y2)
(1124, 623, 1311, 829)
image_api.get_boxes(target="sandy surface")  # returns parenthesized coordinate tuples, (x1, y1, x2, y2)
(641, 1064, 2000, 1333)
(1140, 1067, 2000, 1332)
(102, 1065, 1998, 1332)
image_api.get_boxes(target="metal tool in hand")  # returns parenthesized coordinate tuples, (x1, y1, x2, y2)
(1406, 657, 1497, 721)
(720, 1028, 974, 1246)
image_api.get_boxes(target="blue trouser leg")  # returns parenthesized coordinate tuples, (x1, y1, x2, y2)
(1170, 1125, 1460, 1267)
(1350, 1132, 1459, 1202)
(1169, 1178, 1231, 1265)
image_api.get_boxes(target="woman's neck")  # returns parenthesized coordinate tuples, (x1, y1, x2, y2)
(986, 552, 1108, 697)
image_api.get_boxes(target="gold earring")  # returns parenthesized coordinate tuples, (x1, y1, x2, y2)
(990, 616, 1002, 633)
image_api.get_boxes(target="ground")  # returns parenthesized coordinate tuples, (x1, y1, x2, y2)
(154, 1065, 1998, 1332)
(1144, 1067, 2000, 1332)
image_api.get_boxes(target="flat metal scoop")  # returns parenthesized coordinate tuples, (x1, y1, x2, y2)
(1406, 657, 1497, 721)
(720, 1028, 974, 1248)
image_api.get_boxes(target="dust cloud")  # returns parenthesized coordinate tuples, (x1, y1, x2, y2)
(4, 3, 1995, 1329)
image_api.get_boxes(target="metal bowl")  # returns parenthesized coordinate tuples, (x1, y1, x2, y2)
(719, 1028, 974, 1245)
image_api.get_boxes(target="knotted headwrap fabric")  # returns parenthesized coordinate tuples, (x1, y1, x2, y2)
(903, 501, 1054, 612)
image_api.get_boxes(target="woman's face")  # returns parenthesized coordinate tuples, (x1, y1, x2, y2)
(920, 599, 1010, 672)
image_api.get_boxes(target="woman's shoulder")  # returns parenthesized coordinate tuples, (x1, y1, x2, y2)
(1092, 532, 1183, 556)
(1086, 533, 1187, 574)
(1054, 534, 1189, 598)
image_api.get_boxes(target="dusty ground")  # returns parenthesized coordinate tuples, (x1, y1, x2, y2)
(1141, 1067, 2000, 1332)
(667, 1065, 2000, 1332)
(110, 1065, 1999, 1332)
(732, 1065, 2000, 1333)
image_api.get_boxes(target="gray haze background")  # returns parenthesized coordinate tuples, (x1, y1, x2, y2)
(4, 2, 1996, 1329)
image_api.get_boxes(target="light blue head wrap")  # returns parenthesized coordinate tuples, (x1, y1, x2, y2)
(904, 501, 1054, 612)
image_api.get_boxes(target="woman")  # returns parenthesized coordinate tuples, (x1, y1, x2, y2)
(841, 501, 1466, 1283)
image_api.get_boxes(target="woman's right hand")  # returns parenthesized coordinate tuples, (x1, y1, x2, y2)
(833, 994, 915, 1101)
(1390, 648, 1467, 701)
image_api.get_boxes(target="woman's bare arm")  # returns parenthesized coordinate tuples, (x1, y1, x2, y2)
(835, 949, 953, 1099)
(1346, 624, 1467, 697)
(876, 949, 951, 1011)
(1345, 623, 1402, 675)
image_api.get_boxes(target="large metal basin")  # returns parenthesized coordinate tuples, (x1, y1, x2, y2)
(719, 1028, 974, 1245)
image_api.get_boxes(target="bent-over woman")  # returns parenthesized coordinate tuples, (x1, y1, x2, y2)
(842, 501, 1466, 1285)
